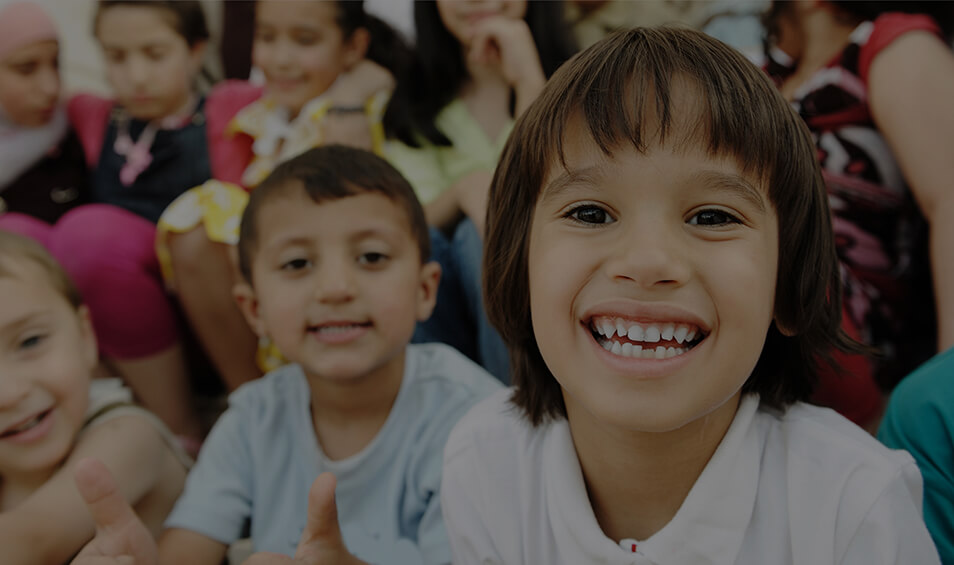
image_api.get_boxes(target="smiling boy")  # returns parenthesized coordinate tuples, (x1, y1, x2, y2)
(441, 27, 939, 564)
(70, 145, 501, 565)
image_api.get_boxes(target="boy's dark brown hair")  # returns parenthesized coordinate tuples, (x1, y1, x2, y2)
(237, 145, 430, 285)
(484, 27, 858, 426)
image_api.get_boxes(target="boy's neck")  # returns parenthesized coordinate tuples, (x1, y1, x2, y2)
(307, 349, 406, 461)
(567, 392, 741, 542)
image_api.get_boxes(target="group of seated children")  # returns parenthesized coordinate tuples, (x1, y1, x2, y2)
(2, 0, 954, 564)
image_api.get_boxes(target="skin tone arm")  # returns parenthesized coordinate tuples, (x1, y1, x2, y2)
(321, 59, 395, 152)
(0, 415, 181, 565)
(447, 18, 546, 237)
(867, 31, 954, 351)
(72, 468, 367, 565)
(71, 459, 228, 565)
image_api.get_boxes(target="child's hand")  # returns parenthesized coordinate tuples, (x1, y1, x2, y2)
(468, 16, 545, 94)
(71, 458, 158, 565)
(327, 60, 395, 107)
(242, 473, 368, 565)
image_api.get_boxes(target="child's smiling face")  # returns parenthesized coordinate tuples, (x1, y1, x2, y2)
(0, 263, 95, 483)
(237, 189, 440, 386)
(527, 123, 779, 434)
(253, 1, 366, 118)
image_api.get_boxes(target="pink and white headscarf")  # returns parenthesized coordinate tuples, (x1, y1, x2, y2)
(0, 1, 66, 191)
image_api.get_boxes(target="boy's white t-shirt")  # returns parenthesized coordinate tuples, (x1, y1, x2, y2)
(442, 390, 940, 565)
(165, 343, 501, 565)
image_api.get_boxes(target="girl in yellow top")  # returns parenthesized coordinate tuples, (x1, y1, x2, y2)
(156, 1, 409, 389)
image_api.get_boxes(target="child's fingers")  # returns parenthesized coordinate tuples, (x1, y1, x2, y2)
(73, 457, 139, 534)
(296, 473, 343, 553)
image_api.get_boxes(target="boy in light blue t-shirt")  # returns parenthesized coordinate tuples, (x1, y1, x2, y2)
(69, 146, 501, 565)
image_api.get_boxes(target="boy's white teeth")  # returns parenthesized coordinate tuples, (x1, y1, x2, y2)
(593, 319, 702, 343)
(627, 324, 644, 341)
(644, 326, 661, 342)
(317, 324, 361, 333)
(616, 320, 628, 339)
(673, 325, 689, 344)
(601, 338, 686, 359)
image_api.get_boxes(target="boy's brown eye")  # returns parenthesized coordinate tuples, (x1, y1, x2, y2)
(688, 209, 741, 226)
(567, 204, 613, 225)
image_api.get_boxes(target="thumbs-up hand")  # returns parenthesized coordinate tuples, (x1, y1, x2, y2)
(71, 458, 158, 565)
(242, 473, 368, 565)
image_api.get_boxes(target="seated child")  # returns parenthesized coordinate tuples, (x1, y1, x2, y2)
(70, 145, 501, 565)
(879, 347, 954, 563)
(441, 28, 940, 564)
(0, 1, 87, 231)
(0, 231, 189, 565)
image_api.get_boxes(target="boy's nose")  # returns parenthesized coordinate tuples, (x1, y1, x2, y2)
(314, 267, 357, 304)
(604, 219, 690, 289)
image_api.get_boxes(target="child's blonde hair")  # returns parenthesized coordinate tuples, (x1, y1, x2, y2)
(0, 231, 82, 308)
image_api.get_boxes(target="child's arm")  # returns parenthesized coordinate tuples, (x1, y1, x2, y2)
(0, 414, 178, 565)
(467, 17, 546, 116)
(322, 61, 395, 152)
(70, 460, 228, 565)
(867, 30, 954, 352)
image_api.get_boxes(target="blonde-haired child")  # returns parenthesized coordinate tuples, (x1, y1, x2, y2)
(0, 231, 189, 565)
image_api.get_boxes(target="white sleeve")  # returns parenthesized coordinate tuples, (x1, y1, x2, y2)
(839, 462, 941, 565)
(441, 438, 504, 565)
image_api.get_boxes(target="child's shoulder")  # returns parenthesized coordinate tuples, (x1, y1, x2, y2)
(765, 401, 913, 470)
(403, 342, 503, 403)
(757, 400, 921, 515)
(443, 387, 539, 467)
(225, 362, 310, 417)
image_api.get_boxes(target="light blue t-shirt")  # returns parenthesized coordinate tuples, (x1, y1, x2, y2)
(165, 343, 501, 564)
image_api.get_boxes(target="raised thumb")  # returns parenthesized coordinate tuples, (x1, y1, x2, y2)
(294, 472, 347, 560)
(74, 457, 139, 534)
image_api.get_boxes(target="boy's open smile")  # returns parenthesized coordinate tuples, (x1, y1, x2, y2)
(585, 307, 709, 362)
(307, 320, 373, 345)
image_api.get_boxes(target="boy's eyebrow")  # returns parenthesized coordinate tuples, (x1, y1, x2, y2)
(690, 170, 767, 212)
(540, 166, 608, 204)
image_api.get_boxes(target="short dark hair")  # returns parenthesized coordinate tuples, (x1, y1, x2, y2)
(95, 1, 210, 47)
(485, 27, 860, 426)
(237, 145, 430, 284)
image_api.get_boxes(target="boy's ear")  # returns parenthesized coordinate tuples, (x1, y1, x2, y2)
(233, 282, 268, 338)
(342, 27, 371, 70)
(415, 261, 442, 322)
(76, 305, 99, 370)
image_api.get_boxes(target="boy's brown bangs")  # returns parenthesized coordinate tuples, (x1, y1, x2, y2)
(535, 28, 785, 187)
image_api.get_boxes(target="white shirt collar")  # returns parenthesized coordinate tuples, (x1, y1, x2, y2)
(545, 395, 763, 565)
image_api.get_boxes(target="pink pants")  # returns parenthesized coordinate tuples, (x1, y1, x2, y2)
(0, 206, 179, 359)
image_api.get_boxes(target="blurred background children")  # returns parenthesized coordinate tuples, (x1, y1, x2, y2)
(0, 1, 87, 237)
